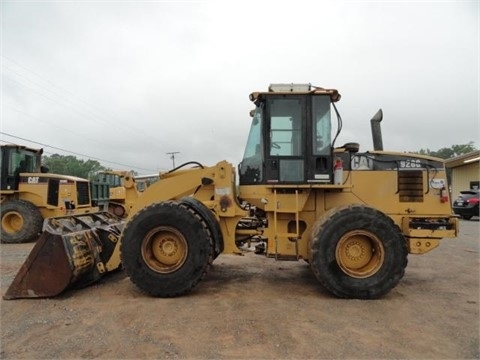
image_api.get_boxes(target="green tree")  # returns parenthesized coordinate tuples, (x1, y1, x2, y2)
(415, 141, 477, 159)
(42, 154, 106, 179)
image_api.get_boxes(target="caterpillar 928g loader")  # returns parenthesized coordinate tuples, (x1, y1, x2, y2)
(4, 84, 458, 300)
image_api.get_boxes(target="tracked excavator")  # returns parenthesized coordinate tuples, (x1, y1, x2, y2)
(4, 84, 458, 300)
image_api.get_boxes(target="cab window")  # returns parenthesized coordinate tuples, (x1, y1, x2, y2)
(239, 106, 264, 183)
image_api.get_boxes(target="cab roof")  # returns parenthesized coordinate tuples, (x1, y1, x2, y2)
(249, 83, 341, 103)
(1, 143, 43, 155)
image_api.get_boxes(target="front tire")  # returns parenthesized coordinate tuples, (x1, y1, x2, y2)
(309, 204, 408, 299)
(121, 201, 214, 297)
(1, 200, 43, 243)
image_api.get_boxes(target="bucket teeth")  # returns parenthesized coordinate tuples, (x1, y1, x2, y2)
(3, 212, 123, 300)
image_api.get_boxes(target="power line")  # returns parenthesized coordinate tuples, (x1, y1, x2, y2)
(2, 56, 117, 126)
(4, 105, 104, 145)
(0, 139, 79, 158)
(1, 56, 167, 151)
(2, 75, 113, 128)
(1, 57, 180, 172)
(0, 132, 156, 173)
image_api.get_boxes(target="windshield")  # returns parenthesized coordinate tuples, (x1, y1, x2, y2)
(239, 105, 264, 183)
(10, 149, 39, 175)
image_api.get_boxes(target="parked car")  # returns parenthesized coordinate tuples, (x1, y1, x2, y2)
(452, 190, 479, 220)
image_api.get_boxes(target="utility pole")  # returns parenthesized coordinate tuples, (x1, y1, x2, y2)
(166, 152, 180, 169)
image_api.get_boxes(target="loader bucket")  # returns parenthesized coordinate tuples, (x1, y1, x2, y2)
(3, 212, 124, 300)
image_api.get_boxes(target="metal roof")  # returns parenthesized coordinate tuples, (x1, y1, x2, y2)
(445, 150, 480, 168)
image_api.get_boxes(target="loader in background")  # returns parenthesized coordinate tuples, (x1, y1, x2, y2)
(133, 173, 160, 192)
(0, 144, 103, 243)
(4, 84, 458, 300)
(90, 170, 141, 218)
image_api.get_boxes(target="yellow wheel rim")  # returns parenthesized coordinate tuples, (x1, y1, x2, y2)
(335, 230, 384, 278)
(141, 226, 188, 273)
(2, 211, 24, 234)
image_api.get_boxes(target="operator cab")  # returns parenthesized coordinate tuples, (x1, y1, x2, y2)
(0, 145, 42, 191)
(239, 84, 341, 185)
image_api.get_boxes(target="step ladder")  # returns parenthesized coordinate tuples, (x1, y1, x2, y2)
(272, 188, 301, 260)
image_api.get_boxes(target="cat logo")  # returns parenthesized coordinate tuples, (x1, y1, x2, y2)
(27, 176, 40, 184)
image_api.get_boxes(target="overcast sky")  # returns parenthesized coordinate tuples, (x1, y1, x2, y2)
(1, 1, 478, 174)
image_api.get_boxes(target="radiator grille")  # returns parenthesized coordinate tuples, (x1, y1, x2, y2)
(398, 170, 424, 202)
(76, 181, 91, 205)
(47, 179, 59, 206)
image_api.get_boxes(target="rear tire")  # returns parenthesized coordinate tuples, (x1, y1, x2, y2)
(1, 200, 43, 243)
(309, 204, 408, 299)
(121, 201, 214, 297)
(461, 215, 473, 220)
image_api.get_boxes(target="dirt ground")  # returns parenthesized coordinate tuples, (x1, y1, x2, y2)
(0, 219, 479, 359)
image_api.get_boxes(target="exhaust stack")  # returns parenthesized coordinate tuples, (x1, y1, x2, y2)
(370, 109, 383, 151)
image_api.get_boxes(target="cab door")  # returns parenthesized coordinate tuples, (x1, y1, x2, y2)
(264, 95, 333, 184)
(265, 96, 306, 183)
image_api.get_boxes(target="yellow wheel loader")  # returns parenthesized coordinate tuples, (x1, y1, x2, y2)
(90, 170, 141, 218)
(0, 144, 101, 244)
(4, 84, 458, 300)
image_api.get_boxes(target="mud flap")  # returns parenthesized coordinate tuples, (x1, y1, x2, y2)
(3, 212, 124, 300)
